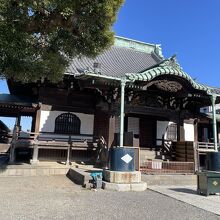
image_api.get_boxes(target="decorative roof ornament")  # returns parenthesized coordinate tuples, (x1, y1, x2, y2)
(145, 80, 183, 92)
(160, 54, 181, 70)
(154, 44, 164, 59)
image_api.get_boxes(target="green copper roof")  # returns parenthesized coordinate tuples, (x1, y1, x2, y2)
(75, 53, 220, 96)
(114, 36, 163, 58)
(126, 56, 213, 94)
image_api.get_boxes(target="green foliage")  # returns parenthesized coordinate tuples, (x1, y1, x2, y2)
(0, 0, 124, 82)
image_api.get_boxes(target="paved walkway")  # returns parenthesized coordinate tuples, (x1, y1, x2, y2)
(149, 185, 220, 216)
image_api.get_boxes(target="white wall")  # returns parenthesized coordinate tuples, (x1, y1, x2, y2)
(39, 110, 94, 134)
(184, 123, 194, 141)
(200, 104, 220, 113)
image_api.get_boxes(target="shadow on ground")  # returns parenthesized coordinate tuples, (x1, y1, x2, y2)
(168, 188, 197, 195)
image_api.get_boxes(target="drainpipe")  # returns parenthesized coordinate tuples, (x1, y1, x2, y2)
(211, 95, 218, 151)
(119, 79, 126, 147)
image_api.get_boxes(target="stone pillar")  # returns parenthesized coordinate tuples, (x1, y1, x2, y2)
(9, 142, 16, 164)
(9, 116, 20, 163)
(30, 144, 39, 164)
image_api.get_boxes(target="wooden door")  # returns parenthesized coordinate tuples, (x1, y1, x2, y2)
(139, 116, 156, 148)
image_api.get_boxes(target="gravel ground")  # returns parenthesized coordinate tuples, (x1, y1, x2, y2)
(0, 175, 219, 220)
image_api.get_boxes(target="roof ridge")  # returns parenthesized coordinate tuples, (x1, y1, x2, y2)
(114, 36, 164, 59)
(115, 35, 157, 47)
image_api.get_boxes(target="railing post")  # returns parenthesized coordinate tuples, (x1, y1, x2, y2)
(193, 141, 198, 172)
(9, 142, 15, 164)
(211, 95, 218, 151)
(30, 142, 39, 165)
(66, 135, 72, 165)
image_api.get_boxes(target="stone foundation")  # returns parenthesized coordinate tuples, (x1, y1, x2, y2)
(102, 181, 147, 191)
(102, 170, 147, 191)
(103, 170, 141, 183)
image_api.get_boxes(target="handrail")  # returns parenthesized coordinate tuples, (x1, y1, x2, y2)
(197, 142, 216, 150)
(9, 131, 94, 142)
(14, 131, 93, 136)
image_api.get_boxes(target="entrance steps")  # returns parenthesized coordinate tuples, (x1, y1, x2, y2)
(140, 149, 174, 166)
(0, 162, 94, 177)
(0, 163, 196, 187)
(140, 149, 168, 166)
(0, 164, 69, 177)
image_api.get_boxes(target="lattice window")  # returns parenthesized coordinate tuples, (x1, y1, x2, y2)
(166, 123, 177, 141)
(54, 113, 81, 134)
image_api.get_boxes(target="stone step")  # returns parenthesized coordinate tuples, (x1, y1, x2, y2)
(0, 162, 98, 177)
(0, 166, 69, 176)
(67, 167, 103, 188)
(140, 149, 174, 164)
(142, 174, 196, 186)
(140, 149, 157, 160)
(103, 181, 147, 191)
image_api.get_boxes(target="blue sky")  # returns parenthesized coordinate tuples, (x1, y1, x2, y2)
(114, 0, 220, 87)
(1, 0, 220, 129)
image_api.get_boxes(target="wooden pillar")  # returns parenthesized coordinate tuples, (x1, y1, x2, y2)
(194, 119, 198, 142)
(17, 116, 21, 131)
(34, 109, 41, 134)
(108, 115, 116, 147)
(93, 110, 116, 148)
(30, 106, 41, 164)
(218, 123, 220, 144)
(177, 120, 185, 142)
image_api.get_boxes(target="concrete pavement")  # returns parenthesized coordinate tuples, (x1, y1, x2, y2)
(149, 185, 220, 216)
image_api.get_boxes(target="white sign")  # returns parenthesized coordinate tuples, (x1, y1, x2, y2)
(121, 154, 133, 164)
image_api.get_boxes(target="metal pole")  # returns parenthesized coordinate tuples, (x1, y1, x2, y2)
(120, 79, 126, 147)
(211, 95, 218, 151)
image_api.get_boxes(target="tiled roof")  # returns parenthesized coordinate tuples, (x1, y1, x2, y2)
(65, 45, 162, 77)
(126, 58, 220, 95)
(0, 94, 36, 106)
(207, 86, 220, 95)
